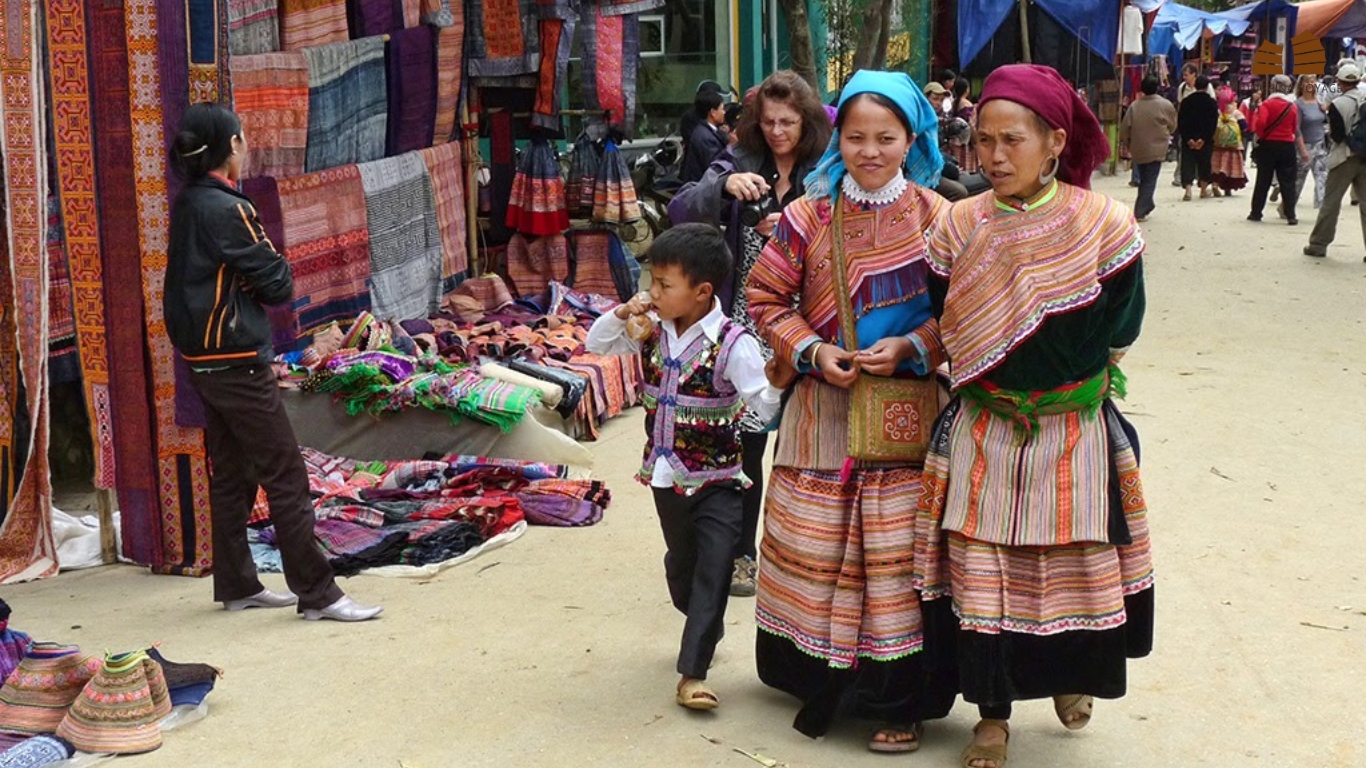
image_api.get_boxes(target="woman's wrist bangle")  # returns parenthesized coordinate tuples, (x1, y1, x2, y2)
(807, 342, 823, 364)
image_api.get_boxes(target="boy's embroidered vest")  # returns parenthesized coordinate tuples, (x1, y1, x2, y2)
(638, 320, 751, 494)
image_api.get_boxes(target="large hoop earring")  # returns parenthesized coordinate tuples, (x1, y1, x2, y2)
(1038, 155, 1060, 186)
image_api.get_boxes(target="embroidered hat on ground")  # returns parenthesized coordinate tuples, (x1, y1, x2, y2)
(0, 643, 101, 736)
(1338, 61, 1362, 83)
(0, 734, 75, 767)
(55, 651, 169, 755)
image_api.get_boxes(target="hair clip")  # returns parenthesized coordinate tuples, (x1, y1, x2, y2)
(180, 144, 209, 157)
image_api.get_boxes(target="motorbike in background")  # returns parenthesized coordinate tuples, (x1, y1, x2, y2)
(632, 136, 684, 245)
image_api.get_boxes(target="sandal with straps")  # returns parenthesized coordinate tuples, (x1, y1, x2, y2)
(675, 678, 719, 711)
(1054, 694, 1094, 730)
(961, 719, 1009, 768)
(868, 722, 923, 753)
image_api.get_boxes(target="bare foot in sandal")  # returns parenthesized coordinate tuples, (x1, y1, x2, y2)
(676, 676, 719, 710)
(962, 720, 1009, 768)
(1053, 694, 1094, 730)
(868, 723, 923, 753)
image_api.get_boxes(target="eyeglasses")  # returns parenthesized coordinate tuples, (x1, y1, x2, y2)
(760, 118, 800, 132)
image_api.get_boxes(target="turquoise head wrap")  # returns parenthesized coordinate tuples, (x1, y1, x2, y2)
(803, 70, 944, 199)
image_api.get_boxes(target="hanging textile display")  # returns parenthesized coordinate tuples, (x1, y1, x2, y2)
(565, 132, 599, 218)
(507, 138, 570, 236)
(43, 0, 116, 489)
(432, 9, 464, 145)
(579, 6, 639, 133)
(591, 139, 641, 226)
(276, 166, 375, 348)
(400, 0, 422, 28)
(598, 0, 665, 15)
(45, 197, 78, 383)
(125, 0, 213, 575)
(532, 15, 575, 131)
(279, 0, 349, 50)
(228, 0, 282, 55)
(186, 0, 231, 103)
(386, 25, 438, 156)
(304, 36, 388, 172)
(0, 0, 57, 582)
(422, 0, 456, 26)
(464, 0, 539, 77)
(231, 51, 311, 179)
(506, 234, 570, 298)
(237, 177, 303, 353)
(417, 142, 470, 294)
(350, 0, 400, 38)
(358, 153, 443, 322)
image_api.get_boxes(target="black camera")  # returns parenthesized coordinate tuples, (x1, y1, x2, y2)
(739, 193, 778, 227)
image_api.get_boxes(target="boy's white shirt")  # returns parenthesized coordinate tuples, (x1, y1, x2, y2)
(586, 298, 783, 488)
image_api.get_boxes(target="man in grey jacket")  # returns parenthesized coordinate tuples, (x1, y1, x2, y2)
(1121, 77, 1177, 221)
(1304, 61, 1366, 259)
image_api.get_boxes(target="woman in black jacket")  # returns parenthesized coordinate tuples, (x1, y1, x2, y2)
(164, 103, 381, 622)
(1178, 76, 1220, 200)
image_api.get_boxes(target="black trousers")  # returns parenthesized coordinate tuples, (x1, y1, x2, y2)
(1134, 161, 1162, 218)
(653, 485, 743, 679)
(1179, 143, 1212, 187)
(735, 431, 768, 561)
(190, 364, 343, 611)
(1250, 140, 1300, 221)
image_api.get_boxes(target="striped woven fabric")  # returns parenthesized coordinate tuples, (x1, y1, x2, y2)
(400, 0, 422, 27)
(508, 140, 570, 236)
(432, 17, 464, 144)
(747, 185, 948, 369)
(227, 0, 280, 55)
(55, 652, 171, 754)
(506, 234, 569, 298)
(231, 52, 310, 180)
(0, 735, 73, 764)
(0, 644, 101, 736)
(276, 165, 374, 348)
(303, 37, 387, 173)
(590, 140, 641, 225)
(567, 230, 619, 299)
(756, 466, 929, 668)
(937, 401, 1112, 546)
(915, 401, 1155, 636)
(357, 153, 443, 322)
(279, 0, 348, 51)
(417, 142, 469, 294)
(926, 182, 1144, 389)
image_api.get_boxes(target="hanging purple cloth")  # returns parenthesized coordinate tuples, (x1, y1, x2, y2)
(386, 25, 437, 155)
(349, 0, 399, 38)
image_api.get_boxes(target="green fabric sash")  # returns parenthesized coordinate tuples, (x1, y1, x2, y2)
(959, 364, 1127, 433)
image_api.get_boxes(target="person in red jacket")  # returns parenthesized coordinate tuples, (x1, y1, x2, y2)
(1248, 74, 1302, 225)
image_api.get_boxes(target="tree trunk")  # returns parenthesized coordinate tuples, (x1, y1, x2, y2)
(776, 0, 820, 90)
(851, 0, 888, 73)
(872, 0, 894, 69)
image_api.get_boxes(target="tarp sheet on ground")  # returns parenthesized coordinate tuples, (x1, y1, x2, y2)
(959, 0, 1121, 69)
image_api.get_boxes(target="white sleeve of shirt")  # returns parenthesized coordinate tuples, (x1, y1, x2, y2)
(585, 311, 641, 356)
(723, 332, 783, 424)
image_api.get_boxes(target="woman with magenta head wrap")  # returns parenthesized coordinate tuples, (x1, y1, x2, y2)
(914, 64, 1154, 768)
(745, 69, 956, 751)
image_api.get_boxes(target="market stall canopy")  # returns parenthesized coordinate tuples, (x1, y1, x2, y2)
(1149, 0, 1298, 50)
(959, 0, 1121, 68)
(1295, 0, 1366, 39)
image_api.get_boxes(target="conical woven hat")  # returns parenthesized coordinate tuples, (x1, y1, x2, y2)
(0, 643, 101, 735)
(55, 651, 163, 754)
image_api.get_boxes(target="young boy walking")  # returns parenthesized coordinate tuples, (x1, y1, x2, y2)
(586, 223, 785, 711)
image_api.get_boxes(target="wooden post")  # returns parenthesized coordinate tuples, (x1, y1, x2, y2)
(1019, 0, 1033, 63)
(96, 488, 116, 565)
(461, 101, 480, 276)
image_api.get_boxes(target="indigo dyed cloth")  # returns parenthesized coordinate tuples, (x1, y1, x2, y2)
(303, 37, 387, 172)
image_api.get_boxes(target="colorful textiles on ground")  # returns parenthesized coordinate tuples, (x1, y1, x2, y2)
(228, 0, 281, 54)
(280, 0, 349, 50)
(358, 153, 443, 322)
(386, 26, 438, 155)
(231, 51, 311, 180)
(507, 139, 570, 236)
(274, 165, 374, 350)
(304, 37, 387, 172)
(417, 143, 470, 294)
(591, 140, 642, 227)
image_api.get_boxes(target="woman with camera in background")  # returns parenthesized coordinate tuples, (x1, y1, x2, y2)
(669, 70, 831, 599)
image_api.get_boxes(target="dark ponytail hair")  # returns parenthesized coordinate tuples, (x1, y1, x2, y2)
(169, 102, 242, 180)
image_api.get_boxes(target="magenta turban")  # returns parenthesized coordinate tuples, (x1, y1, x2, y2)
(977, 64, 1110, 190)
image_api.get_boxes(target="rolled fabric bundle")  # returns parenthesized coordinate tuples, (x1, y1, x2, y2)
(504, 360, 588, 419)
(478, 362, 564, 408)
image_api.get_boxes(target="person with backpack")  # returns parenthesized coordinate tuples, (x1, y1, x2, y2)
(1304, 62, 1366, 258)
(1247, 75, 1301, 225)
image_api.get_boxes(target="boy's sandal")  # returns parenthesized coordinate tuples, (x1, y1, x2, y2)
(868, 722, 923, 753)
(961, 719, 1009, 768)
(675, 678, 719, 711)
(1054, 694, 1094, 730)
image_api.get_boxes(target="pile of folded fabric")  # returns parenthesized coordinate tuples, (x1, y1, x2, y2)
(249, 448, 611, 575)
(0, 601, 219, 761)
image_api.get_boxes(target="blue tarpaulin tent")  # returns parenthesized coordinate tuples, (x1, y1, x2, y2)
(959, 0, 1122, 69)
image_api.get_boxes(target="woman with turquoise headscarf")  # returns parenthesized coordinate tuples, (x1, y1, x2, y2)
(746, 69, 958, 750)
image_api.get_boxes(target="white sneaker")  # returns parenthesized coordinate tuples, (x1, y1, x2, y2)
(223, 588, 298, 611)
(302, 596, 383, 622)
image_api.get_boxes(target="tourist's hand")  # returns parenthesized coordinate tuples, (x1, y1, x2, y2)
(725, 173, 771, 201)
(815, 344, 859, 388)
(855, 337, 912, 376)
(765, 355, 797, 389)
(755, 212, 782, 238)
(614, 292, 652, 319)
